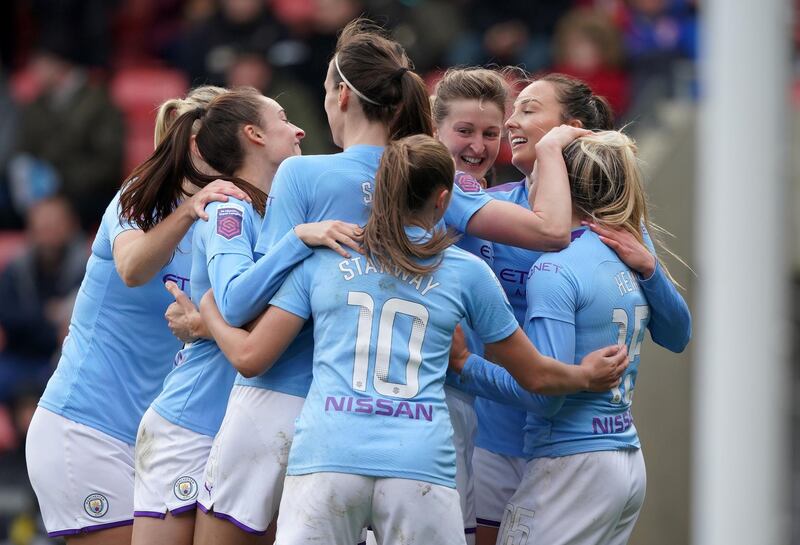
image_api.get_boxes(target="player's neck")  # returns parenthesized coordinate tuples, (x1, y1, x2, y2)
(235, 159, 276, 194)
(341, 117, 389, 149)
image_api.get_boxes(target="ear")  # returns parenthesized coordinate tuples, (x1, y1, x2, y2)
(434, 188, 450, 210)
(567, 119, 584, 129)
(242, 124, 265, 146)
(338, 82, 350, 110)
(189, 134, 201, 158)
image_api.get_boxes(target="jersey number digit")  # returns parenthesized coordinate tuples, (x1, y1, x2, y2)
(610, 305, 649, 404)
(348, 291, 429, 399)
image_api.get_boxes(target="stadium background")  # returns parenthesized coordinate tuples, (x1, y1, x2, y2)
(0, 0, 790, 544)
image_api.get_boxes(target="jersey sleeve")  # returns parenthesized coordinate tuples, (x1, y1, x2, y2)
(254, 157, 310, 257)
(269, 258, 312, 320)
(204, 201, 255, 263)
(526, 256, 579, 324)
(212, 230, 312, 326)
(462, 258, 518, 344)
(638, 228, 692, 352)
(444, 183, 492, 234)
(108, 194, 138, 246)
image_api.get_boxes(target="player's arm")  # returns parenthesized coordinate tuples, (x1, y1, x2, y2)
(199, 290, 305, 378)
(463, 126, 590, 251)
(213, 221, 361, 327)
(586, 222, 691, 352)
(452, 327, 626, 400)
(113, 180, 250, 287)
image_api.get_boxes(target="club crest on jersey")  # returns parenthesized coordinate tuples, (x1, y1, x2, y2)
(84, 493, 109, 518)
(174, 476, 198, 500)
(216, 205, 244, 240)
(454, 171, 482, 193)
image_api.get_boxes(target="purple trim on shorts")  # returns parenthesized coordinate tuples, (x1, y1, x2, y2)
(197, 503, 266, 535)
(476, 517, 501, 528)
(133, 511, 166, 519)
(47, 518, 134, 537)
(357, 542, 366, 545)
(170, 503, 198, 516)
(465, 527, 477, 534)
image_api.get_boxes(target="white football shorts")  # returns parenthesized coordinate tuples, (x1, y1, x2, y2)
(26, 407, 135, 537)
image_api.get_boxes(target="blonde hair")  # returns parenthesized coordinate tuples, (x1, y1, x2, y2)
(431, 67, 508, 126)
(361, 135, 458, 277)
(563, 130, 683, 286)
(153, 85, 228, 147)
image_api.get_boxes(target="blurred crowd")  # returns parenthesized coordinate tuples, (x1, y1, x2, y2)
(0, 0, 697, 542)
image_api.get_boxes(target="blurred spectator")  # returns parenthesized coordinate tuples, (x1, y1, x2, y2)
(0, 72, 21, 229)
(446, 0, 571, 73)
(552, 8, 630, 117)
(623, 0, 698, 111)
(0, 196, 87, 405)
(174, 0, 287, 86)
(226, 49, 333, 153)
(12, 42, 124, 230)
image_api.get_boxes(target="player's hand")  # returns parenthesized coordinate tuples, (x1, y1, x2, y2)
(187, 180, 252, 221)
(535, 124, 592, 151)
(583, 221, 656, 278)
(579, 344, 628, 391)
(448, 325, 471, 374)
(294, 220, 363, 258)
(164, 281, 209, 342)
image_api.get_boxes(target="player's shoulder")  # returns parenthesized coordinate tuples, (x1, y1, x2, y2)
(443, 244, 495, 277)
(486, 179, 526, 202)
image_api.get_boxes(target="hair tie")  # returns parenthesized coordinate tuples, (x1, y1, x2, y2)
(393, 67, 409, 79)
(334, 53, 381, 106)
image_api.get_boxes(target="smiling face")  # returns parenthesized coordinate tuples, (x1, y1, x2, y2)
(436, 98, 503, 181)
(505, 80, 565, 176)
(258, 97, 305, 164)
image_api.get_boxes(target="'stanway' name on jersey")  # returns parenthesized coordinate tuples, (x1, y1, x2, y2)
(338, 256, 441, 296)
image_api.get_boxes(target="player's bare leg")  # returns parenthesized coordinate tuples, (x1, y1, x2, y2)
(476, 526, 499, 545)
(132, 510, 196, 545)
(192, 509, 270, 545)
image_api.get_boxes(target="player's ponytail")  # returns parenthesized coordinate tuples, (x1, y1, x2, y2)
(120, 88, 268, 231)
(362, 135, 457, 276)
(332, 18, 433, 140)
(539, 73, 615, 130)
(563, 130, 683, 285)
(153, 85, 228, 147)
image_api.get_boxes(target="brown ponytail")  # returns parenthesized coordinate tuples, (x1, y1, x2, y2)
(333, 18, 433, 140)
(362, 134, 457, 277)
(539, 73, 614, 130)
(120, 87, 269, 231)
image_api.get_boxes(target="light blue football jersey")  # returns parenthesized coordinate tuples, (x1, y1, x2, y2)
(38, 192, 193, 445)
(151, 198, 261, 436)
(229, 146, 494, 396)
(270, 230, 519, 487)
(474, 180, 538, 458)
(458, 229, 652, 459)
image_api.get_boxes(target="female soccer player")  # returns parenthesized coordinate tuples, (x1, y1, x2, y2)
(461, 73, 692, 545)
(24, 86, 249, 544)
(192, 20, 585, 544)
(451, 130, 680, 545)
(200, 134, 628, 545)
(129, 88, 360, 545)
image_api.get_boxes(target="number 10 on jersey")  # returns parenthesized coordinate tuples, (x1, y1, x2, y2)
(348, 291, 429, 400)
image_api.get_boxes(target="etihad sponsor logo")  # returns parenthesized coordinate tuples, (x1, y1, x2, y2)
(324, 395, 433, 422)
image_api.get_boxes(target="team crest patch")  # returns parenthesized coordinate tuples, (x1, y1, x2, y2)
(84, 493, 109, 518)
(216, 205, 244, 240)
(174, 476, 199, 501)
(454, 171, 482, 193)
